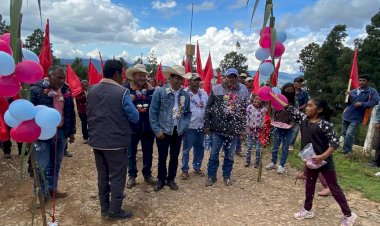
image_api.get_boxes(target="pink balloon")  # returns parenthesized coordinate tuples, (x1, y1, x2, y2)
(11, 120, 41, 143)
(0, 33, 11, 46)
(271, 94, 288, 111)
(259, 34, 271, 48)
(0, 40, 13, 55)
(14, 60, 44, 84)
(274, 42, 285, 58)
(260, 27, 271, 37)
(0, 76, 20, 97)
(257, 86, 272, 101)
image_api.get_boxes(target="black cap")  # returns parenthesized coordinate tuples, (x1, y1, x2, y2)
(294, 76, 304, 83)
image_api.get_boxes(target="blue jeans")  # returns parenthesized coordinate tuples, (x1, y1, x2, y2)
(34, 128, 67, 194)
(235, 137, 242, 153)
(271, 127, 292, 167)
(290, 124, 300, 146)
(246, 134, 261, 165)
(181, 128, 205, 172)
(128, 130, 155, 178)
(342, 120, 359, 154)
(207, 133, 237, 180)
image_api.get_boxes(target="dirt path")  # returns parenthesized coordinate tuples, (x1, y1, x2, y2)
(1, 136, 380, 226)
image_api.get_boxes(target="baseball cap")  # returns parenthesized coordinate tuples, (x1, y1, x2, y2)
(294, 76, 304, 83)
(240, 73, 248, 78)
(245, 77, 253, 83)
(225, 68, 239, 76)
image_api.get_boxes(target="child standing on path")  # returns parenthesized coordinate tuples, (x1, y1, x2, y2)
(245, 96, 266, 168)
(270, 93, 357, 226)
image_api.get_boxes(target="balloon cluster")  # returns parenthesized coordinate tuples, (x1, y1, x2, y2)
(4, 99, 61, 142)
(255, 27, 287, 77)
(0, 33, 43, 97)
(257, 86, 288, 111)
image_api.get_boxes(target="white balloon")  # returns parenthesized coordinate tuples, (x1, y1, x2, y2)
(4, 110, 22, 127)
(276, 31, 287, 43)
(35, 108, 62, 128)
(22, 48, 40, 63)
(259, 62, 275, 77)
(35, 105, 48, 113)
(8, 99, 37, 121)
(0, 51, 15, 76)
(255, 48, 270, 61)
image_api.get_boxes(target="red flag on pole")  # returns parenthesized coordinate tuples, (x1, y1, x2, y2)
(122, 67, 127, 81)
(350, 50, 359, 89)
(252, 70, 260, 94)
(155, 62, 165, 83)
(259, 110, 271, 146)
(66, 63, 83, 97)
(88, 58, 101, 85)
(217, 70, 222, 84)
(271, 58, 281, 87)
(181, 57, 186, 67)
(39, 19, 52, 77)
(203, 51, 214, 95)
(183, 57, 192, 87)
(196, 41, 204, 80)
(99, 51, 104, 74)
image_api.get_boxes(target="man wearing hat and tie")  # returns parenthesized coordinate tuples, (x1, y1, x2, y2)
(149, 65, 192, 191)
(124, 64, 157, 188)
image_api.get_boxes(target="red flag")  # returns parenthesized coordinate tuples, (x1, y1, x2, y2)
(99, 51, 104, 74)
(39, 19, 52, 77)
(66, 64, 83, 97)
(350, 50, 359, 89)
(203, 51, 214, 95)
(183, 57, 192, 87)
(259, 110, 271, 146)
(88, 58, 101, 85)
(271, 58, 281, 87)
(155, 62, 165, 83)
(122, 67, 127, 81)
(252, 70, 260, 94)
(0, 97, 9, 141)
(217, 70, 222, 84)
(181, 57, 186, 67)
(196, 41, 204, 80)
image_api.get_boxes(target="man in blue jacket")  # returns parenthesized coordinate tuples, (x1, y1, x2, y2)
(149, 65, 191, 191)
(342, 74, 379, 154)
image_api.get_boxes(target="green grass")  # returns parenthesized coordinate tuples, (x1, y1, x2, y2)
(285, 144, 380, 202)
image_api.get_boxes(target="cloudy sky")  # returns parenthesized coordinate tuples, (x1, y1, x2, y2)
(0, 0, 378, 74)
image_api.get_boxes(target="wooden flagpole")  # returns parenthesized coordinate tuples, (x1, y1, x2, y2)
(345, 78, 352, 103)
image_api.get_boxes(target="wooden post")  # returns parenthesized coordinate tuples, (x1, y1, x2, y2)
(345, 79, 352, 103)
(364, 104, 379, 155)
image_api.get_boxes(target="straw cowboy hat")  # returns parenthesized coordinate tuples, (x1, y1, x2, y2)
(185, 72, 200, 80)
(164, 65, 187, 78)
(126, 64, 149, 80)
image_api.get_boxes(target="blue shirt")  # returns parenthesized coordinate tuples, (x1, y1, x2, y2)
(343, 87, 380, 123)
(296, 89, 309, 109)
(122, 91, 139, 124)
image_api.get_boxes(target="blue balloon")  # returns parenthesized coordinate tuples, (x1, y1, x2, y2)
(4, 110, 22, 127)
(255, 48, 270, 61)
(38, 127, 57, 140)
(22, 48, 40, 63)
(9, 99, 36, 121)
(0, 51, 15, 76)
(276, 31, 287, 43)
(35, 108, 61, 128)
(35, 105, 48, 113)
(272, 87, 281, 94)
(259, 62, 275, 77)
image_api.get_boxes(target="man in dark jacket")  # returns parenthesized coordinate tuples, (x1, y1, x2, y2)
(342, 74, 379, 154)
(31, 65, 76, 198)
(87, 60, 139, 220)
(124, 64, 156, 188)
(204, 68, 249, 186)
(75, 80, 89, 144)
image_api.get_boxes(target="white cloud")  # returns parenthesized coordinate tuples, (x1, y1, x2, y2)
(187, 1, 216, 12)
(152, 0, 177, 10)
(279, 0, 380, 31)
(229, 0, 247, 10)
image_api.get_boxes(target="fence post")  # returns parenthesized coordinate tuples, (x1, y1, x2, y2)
(364, 105, 379, 155)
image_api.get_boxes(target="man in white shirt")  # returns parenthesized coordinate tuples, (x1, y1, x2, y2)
(181, 73, 208, 180)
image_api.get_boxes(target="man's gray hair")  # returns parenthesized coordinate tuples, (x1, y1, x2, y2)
(48, 65, 65, 76)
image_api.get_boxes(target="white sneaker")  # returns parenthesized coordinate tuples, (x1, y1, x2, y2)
(277, 165, 285, 174)
(265, 163, 276, 170)
(293, 208, 315, 220)
(375, 172, 380, 177)
(83, 139, 88, 144)
(341, 212, 357, 226)
(289, 145, 294, 151)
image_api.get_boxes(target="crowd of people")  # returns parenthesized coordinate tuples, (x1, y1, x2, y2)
(1, 59, 379, 226)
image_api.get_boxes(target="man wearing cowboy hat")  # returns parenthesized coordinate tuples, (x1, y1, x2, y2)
(124, 64, 156, 188)
(181, 72, 208, 180)
(149, 65, 192, 191)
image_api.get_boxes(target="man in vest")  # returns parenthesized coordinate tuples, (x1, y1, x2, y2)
(342, 74, 379, 154)
(87, 60, 139, 220)
(124, 64, 156, 188)
(149, 65, 192, 191)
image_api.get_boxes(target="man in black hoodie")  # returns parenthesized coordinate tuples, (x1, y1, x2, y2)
(31, 65, 76, 199)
